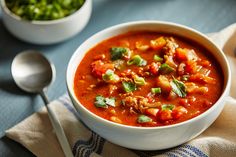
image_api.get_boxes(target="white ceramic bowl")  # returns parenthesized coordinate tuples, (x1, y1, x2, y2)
(66, 21, 231, 150)
(0, 0, 92, 44)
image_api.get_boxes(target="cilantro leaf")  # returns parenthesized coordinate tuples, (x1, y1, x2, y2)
(170, 78, 187, 97)
(137, 115, 152, 123)
(94, 95, 116, 108)
(94, 95, 108, 108)
(110, 47, 128, 61)
(105, 97, 116, 107)
(122, 81, 136, 93)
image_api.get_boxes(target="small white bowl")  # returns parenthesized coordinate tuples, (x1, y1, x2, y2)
(0, 0, 92, 44)
(66, 21, 231, 150)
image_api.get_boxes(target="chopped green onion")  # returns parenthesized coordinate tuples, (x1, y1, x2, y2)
(134, 75, 146, 86)
(161, 104, 175, 111)
(181, 75, 189, 81)
(137, 115, 152, 123)
(151, 88, 161, 94)
(102, 70, 120, 83)
(122, 82, 136, 93)
(127, 55, 147, 66)
(110, 47, 130, 61)
(154, 55, 163, 62)
(170, 78, 187, 97)
(6, 0, 85, 21)
(159, 63, 174, 74)
(94, 95, 108, 108)
(105, 97, 116, 107)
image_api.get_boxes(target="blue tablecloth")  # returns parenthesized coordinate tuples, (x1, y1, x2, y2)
(1, 0, 236, 156)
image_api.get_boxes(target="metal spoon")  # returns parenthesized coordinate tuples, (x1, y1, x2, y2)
(11, 50, 74, 157)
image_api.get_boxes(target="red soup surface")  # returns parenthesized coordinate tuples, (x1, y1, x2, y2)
(74, 31, 223, 127)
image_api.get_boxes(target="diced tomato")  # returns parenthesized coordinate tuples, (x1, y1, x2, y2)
(91, 60, 114, 78)
(185, 60, 198, 74)
(149, 62, 160, 75)
(176, 48, 188, 61)
(167, 91, 177, 100)
(179, 98, 189, 107)
(176, 48, 198, 61)
(157, 110, 173, 121)
(145, 108, 159, 117)
(189, 73, 203, 82)
(172, 106, 187, 120)
(200, 60, 211, 67)
(150, 37, 166, 50)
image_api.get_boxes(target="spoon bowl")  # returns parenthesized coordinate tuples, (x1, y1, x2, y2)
(11, 50, 55, 93)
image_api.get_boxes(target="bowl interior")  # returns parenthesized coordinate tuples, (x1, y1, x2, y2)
(66, 21, 230, 129)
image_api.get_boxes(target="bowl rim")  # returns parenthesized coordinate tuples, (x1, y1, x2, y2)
(0, 0, 91, 25)
(66, 20, 231, 130)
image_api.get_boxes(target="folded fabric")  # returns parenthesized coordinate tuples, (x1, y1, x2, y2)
(5, 23, 236, 157)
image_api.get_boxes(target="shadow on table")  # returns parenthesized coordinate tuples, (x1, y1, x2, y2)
(0, 136, 35, 157)
(0, 19, 62, 63)
(0, 78, 29, 95)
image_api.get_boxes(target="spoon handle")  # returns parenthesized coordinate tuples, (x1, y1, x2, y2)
(40, 91, 74, 157)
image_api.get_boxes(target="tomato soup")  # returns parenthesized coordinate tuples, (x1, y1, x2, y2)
(73, 32, 223, 127)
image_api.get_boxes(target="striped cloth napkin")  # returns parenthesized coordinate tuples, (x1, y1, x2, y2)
(6, 23, 236, 157)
